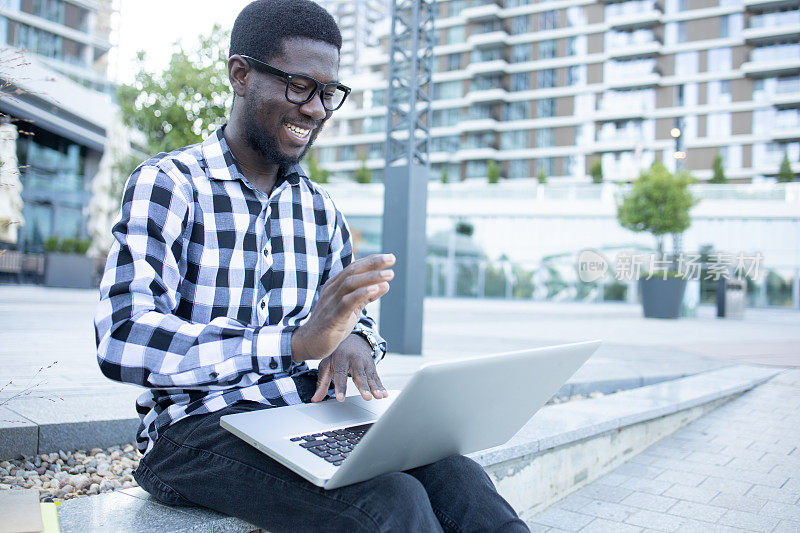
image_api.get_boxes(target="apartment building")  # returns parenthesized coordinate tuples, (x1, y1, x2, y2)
(315, 0, 800, 183)
(319, 0, 388, 77)
(0, 0, 117, 251)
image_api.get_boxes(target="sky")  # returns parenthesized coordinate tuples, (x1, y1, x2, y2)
(113, 0, 252, 84)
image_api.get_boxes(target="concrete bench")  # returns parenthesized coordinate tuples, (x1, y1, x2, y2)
(54, 365, 779, 532)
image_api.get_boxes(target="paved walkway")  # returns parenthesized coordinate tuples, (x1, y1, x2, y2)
(527, 369, 800, 532)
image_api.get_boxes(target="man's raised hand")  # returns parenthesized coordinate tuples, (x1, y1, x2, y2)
(291, 253, 395, 362)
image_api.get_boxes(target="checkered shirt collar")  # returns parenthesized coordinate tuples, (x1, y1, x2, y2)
(200, 125, 304, 187)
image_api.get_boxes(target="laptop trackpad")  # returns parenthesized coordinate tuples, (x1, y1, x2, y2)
(295, 402, 375, 425)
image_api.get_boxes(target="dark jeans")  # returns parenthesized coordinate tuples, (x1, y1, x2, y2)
(134, 401, 530, 532)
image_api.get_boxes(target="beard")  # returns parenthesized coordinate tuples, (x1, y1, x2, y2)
(242, 100, 317, 170)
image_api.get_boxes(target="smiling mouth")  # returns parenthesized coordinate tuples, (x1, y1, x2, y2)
(284, 122, 312, 141)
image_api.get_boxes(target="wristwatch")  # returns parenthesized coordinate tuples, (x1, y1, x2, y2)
(353, 329, 382, 360)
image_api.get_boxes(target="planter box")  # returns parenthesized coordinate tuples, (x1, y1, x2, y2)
(44, 253, 96, 289)
(639, 277, 687, 319)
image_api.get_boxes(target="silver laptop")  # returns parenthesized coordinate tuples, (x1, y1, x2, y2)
(220, 340, 600, 490)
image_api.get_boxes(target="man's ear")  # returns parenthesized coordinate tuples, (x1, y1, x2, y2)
(228, 55, 249, 98)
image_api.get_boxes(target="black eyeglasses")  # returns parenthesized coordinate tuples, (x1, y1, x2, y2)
(241, 55, 351, 112)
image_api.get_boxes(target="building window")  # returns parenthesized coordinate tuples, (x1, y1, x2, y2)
(538, 98, 556, 118)
(511, 43, 531, 63)
(448, 0, 465, 17)
(368, 143, 383, 159)
(511, 72, 530, 91)
(318, 147, 336, 162)
(508, 159, 528, 179)
(538, 39, 556, 60)
(567, 36, 578, 56)
(433, 108, 461, 127)
(720, 15, 730, 39)
(472, 74, 504, 92)
(537, 128, 554, 148)
(512, 15, 530, 35)
(431, 135, 460, 153)
(447, 26, 465, 44)
(677, 21, 687, 43)
(435, 80, 463, 99)
(340, 145, 355, 161)
(536, 158, 554, 177)
(539, 10, 558, 31)
(538, 68, 557, 89)
(469, 104, 494, 120)
(465, 132, 495, 149)
(675, 84, 685, 106)
(567, 65, 582, 85)
(504, 101, 530, 121)
(466, 160, 488, 179)
(501, 130, 528, 150)
(447, 53, 462, 71)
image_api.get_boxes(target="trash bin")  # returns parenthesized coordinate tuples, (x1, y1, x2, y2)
(717, 278, 746, 319)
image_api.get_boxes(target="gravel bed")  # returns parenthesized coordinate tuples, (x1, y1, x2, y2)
(0, 392, 607, 502)
(0, 443, 142, 502)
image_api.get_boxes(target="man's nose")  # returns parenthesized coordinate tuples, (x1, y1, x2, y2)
(299, 92, 327, 120)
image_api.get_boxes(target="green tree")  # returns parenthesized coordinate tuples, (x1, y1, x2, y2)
(616, 161, 699, 261)
(537, 166, 547, 184)
(440, 167, 448, 184)
(117, 25, 231, 154)
(710, 152, 727, 184)
(354, 155, 372, 184)
(487, 160, 500, 184)
(306, 151, 329, 184)
(589, 159, 603, 184)
(777, 152, 795, 183)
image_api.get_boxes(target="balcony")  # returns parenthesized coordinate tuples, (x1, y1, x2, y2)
(743, 11, 800, 44)
(744, 0, 800, 11)
(454, 146, 500, 162)
(458, 117, 500, 133)
(467, 30, 510, 48)
(605, 1, 662, 30)
(462, 2, 502, 21)
(467, 87, 509, 103)
(742, 45, 800, 77)
(606, 40, 661, 59)
(466, 59, 509, 75)
(594, 102, 651, 121)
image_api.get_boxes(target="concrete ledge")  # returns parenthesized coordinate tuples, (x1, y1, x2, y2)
(469, 365, 780, 518)
(57, 487, 258, 533)
(52, 365, 778, 532)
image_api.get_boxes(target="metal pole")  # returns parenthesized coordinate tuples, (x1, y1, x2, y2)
(379, 0, 436, 354)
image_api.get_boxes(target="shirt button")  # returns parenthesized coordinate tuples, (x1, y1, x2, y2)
(269, 359, 278, 370)
(260, 301, 266, 309)
(209, 372, 218, 379)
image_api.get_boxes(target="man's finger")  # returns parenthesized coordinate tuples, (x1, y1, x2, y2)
(332, 361, 349, 402)
(329, 254, 396, 289)
(365, 364, 388, 399)
(340, 282, 390, 314)
(350, 363, 373, 401)
(311, 359, 333, 402)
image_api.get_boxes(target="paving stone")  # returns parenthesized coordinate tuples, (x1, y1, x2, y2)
(683, 451, 733, 467)
(662, 484, 719, 504)
(579, 518, 642, 533)
(718, 509, 780, 532)
(697, 476, 753, 496)
(577, 483, 635, 504)
(528, 508, 594, 531)
(594, 473, 630, 487)
(773, 519, 800, 532)
(759, 501, 800, 522)
(620, 492, 678, 513)
(615, 463, 666, 480)
(577, 500, 637, 522)
(555, 494, 595, 512)
(655, 470, 707, 488)
(0, 407, 37, 458)
(672, 518, 741, 533)
(667, 500, 726, 523)
(619, 477, 672, 496)
(708, 492, 766, 513)
(625, 509, 687, 532)
(745, 484, 800, 505)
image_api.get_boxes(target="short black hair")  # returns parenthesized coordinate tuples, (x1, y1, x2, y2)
(229, 0, 342, 63)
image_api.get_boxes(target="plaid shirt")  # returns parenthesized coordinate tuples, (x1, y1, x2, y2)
(94, 126, 386, 456)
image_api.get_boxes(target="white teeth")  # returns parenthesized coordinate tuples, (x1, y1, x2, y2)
(285, 122, 310, 138)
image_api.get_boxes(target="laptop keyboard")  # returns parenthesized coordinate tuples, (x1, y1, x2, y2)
(290, 423, 373, 466)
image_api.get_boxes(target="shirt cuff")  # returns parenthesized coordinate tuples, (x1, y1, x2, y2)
(252, 325, 296, 375)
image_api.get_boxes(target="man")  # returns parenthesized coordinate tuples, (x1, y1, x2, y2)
(95, 1, 529, 531)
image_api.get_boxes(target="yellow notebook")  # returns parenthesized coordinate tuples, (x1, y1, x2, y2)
(40, 503, 60, 533)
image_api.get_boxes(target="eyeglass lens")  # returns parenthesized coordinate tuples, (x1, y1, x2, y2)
(287, 75, 347, 110)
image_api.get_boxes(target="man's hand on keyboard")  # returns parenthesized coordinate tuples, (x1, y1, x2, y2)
(291, 253, 395, 363)
(310, 333, 388, 403)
